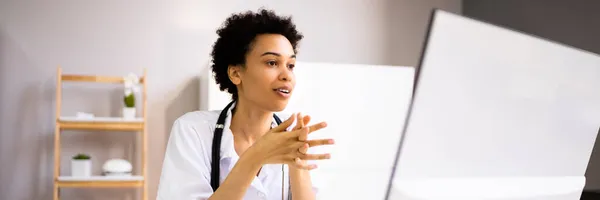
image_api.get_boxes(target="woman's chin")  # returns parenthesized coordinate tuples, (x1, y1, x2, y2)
(269, 100, 290, 112)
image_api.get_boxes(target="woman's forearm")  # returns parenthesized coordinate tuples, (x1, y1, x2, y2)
(290, 168, 316, 200)
(208, 153, 262, 200)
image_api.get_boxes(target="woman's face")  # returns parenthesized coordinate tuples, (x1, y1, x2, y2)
(228, 33, 297, 112)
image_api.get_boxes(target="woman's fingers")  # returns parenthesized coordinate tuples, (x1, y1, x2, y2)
(287, 140, 308, 151)
(288, 134, 334, 151)
(302, 115, 311, 126)
(291, 157, 318, 170)
(272, 113, 297, 132)
(287, 112, 324, 138)
(297, 113, 309, 141)
(293, 113, 304, 130)
(298, 143, 309, 154)
(298, 119, 327, 142)
(288, 139, 333, 154)
(308, 122, 327, 134)
(290, 122, 328, 139)
(289, 126, 309, 139)
(299, 152, 331, 160)
(293, 113, 311, 131)
(307, 138, 335, 147)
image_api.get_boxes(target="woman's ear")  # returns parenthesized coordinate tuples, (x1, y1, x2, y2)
(228, 65, 242, 85)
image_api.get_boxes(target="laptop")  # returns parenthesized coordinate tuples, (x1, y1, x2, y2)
(385, 9, 600, 200)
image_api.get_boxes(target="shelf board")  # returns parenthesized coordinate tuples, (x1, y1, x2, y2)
(56, 176, 144, 188)
(61, 74, 145, 84)
(58, 117, 144, 131)
(59, 116, 144, 123)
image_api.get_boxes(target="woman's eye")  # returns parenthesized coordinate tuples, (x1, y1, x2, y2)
(267, 61, 277, 66)
(288, 64, 295, 69)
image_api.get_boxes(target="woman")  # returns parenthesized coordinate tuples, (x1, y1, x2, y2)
(156, 9, 335, 200)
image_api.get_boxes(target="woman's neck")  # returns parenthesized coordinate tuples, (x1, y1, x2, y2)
(229, 99, 273, 143)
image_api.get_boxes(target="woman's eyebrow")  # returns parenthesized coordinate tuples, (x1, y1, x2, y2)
(261, 52, 296, 58)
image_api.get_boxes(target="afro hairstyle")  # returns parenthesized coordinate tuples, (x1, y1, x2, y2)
(209, 8, 304, 101)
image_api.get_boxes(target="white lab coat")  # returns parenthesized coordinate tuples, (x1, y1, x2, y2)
(156, 103, 318, 200)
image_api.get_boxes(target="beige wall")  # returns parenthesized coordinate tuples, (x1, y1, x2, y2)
(0, 0, 461, 199)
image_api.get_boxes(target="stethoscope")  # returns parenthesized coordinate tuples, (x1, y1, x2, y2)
(210, 100, 291, 200)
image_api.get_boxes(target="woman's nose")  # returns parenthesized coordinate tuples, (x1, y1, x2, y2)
(279, 69, 293, 81)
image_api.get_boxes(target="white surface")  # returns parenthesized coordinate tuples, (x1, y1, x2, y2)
(59, 116, 144, 123)
(388, 10, 600, 200)
(200, 61, 415, 200)
(58, 175, 143, 181)
(392, 177, 585, 200)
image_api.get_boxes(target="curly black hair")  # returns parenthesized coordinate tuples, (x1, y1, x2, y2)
(210, 8, 304, 101)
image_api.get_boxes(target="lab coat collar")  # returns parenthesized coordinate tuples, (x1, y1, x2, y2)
(220, 101, 238, 162)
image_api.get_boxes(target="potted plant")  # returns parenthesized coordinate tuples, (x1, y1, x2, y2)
(122, 73, 140, 119)
(71, 153, 92, 177)
(123, 91, 136, 119)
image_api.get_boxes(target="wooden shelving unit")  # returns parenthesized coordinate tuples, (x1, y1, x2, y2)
(53, 67, 148, 200)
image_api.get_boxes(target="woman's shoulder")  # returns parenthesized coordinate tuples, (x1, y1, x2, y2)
(171, 110, 294, 132)
(174, 110, 220, 126)
(170, 110, 222, 139)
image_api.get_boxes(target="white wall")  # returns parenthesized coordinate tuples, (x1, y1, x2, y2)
(203, 61, 415, 199)
(0, 1, 461, 200)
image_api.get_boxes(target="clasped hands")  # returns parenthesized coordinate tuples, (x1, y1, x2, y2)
(246, 113, 334, 170)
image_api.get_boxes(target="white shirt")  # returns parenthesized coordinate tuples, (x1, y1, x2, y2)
(156, 103, 318, 200)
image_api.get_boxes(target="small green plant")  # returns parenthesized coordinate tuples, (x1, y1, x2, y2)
(124, 93, 135, 108)
(72, 153, 90, 160)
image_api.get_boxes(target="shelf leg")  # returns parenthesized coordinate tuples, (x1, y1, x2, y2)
(53, 184, 59, 200)
(143, 184, 147, 200)
(54, 67, 62, 200)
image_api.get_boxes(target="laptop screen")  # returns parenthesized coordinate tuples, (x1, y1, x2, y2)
(386, 9, 600, 200)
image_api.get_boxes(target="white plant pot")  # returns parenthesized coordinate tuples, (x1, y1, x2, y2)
(122, 107, 136, 119)
(71, 159, 92, 177)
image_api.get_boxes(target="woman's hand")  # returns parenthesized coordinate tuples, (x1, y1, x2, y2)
(209, 114, 329, 200)
(244, 114, 334, 170)
(288, 113, 325, 200)
(290, 113, 325, 169)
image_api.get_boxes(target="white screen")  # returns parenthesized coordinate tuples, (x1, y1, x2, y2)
(201, 61, 415, 199)
(387, 10, 600, 200)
